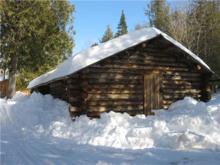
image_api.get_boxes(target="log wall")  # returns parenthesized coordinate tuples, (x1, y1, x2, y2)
(49, 73, 84, 117)
(74, 37, 211, 116)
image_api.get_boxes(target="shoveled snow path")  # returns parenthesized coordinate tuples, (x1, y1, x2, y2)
(1, 93, 220, 164)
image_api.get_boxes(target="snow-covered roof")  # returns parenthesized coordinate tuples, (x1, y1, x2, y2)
(28, 27, 213, 89)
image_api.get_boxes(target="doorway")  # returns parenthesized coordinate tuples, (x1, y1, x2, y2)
(144, 72, 161, 115)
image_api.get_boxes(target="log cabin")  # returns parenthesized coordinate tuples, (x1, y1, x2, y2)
(28, 27, 214, 117)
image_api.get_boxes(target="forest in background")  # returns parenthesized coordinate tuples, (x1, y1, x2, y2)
(0, 0, 220, 98)
(101, 0, 220, 76)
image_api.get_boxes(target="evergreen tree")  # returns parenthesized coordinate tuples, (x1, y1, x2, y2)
(100, 25, 113, 43)
(115, 10, 128, 37)
(145, 0, 172, 34)
(0, 0, 75, 97)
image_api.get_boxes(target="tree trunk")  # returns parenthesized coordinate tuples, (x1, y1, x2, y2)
(7, 54, 18, 99)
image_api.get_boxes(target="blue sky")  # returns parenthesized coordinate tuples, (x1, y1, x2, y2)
(71, 0, 188, 53)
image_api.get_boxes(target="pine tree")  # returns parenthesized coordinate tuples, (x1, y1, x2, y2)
(100, 25, 113, 43)
(145, 0, 172, 34)
(0, 0, 75, 97)
(115, 10, 128, 37)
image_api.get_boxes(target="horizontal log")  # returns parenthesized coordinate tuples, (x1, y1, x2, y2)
(163, 94, 201, 100)
(87, 85, 143, 92)
(162, 84, 201, 89)
(85, 98, 143, 102)
(162, 97, 200, 103)
(87, 104, 143, 109)
(87, 79, 143, 85)
(86, 67, 201, 76)
(162, 72, 201, 78)
(164, 74, 201, 79)
(163, 95, 186, 100)
(114, 54, 179, 62)
(162, 80, 200, 86)
(84, 68, 144, 75)
(87, 105, 143, 112)
(162, 93, 201, 97)
(162, 95, 201, 102)
(86, 93, 143, 100)
(87, 89, 143, 94)
(83, 73, 142, 80)
(162, 85, 202, 91)
(165, 77, 201, 82)
(102, 59, 188, 68)
(162, 89, 201, 94)
(91, 65, 189, 72)
(95, 62, 190, 70)
(86, 100, 143, 106)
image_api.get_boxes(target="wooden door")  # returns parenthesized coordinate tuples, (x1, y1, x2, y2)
(144, 72, 161, 115)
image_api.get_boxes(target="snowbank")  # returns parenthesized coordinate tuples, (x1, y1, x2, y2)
(1, 92, 220, 151)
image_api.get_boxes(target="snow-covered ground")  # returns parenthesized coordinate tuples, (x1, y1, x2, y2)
(1, 92, 220, 164)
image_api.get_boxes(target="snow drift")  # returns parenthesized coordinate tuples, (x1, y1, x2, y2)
(1, 92, 220, 151)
